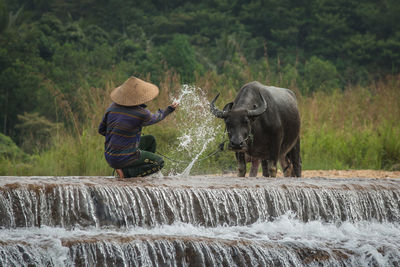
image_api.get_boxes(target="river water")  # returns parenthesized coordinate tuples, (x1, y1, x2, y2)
(1, 175, 399, 266)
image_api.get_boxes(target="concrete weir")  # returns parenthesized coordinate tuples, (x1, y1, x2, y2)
(0, 175, 400, 266)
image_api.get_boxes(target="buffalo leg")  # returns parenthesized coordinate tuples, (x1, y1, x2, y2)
(249, 158, 260, 177)
(267, 160, 278, 177)
(261, 160, 269, 177)
(268, 143, 280, 177)
(280, 155, 294, 177)
(261, 160, 277, 177)
(287, 139, 302, 177)
(236, 152, 246, 177)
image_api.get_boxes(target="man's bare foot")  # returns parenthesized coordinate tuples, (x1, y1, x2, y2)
(115, 169, 124, 179)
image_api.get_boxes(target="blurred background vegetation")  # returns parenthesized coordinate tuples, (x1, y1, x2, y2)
(0, 0, 399, 175)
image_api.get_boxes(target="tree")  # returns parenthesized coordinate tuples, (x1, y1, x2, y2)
(303, 56, 340, 94)
(161, 34, 203, 82)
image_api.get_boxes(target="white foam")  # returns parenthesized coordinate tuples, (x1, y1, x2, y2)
(2, 213, 399, 256)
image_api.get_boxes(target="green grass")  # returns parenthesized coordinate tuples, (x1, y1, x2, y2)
(301, 122, 400, 170)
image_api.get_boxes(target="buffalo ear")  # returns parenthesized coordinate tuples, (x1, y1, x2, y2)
(223, 102, 233, 112)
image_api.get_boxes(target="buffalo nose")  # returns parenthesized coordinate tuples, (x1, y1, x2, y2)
(229, 140, 244, 149)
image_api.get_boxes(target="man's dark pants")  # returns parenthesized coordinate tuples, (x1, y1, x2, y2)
(122, 135, 164, 178)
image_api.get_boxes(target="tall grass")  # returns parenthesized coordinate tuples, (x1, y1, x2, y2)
(300, 77, 400, 170)
(1, 71, 399, 176)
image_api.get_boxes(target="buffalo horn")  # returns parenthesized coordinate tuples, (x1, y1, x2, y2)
(210, 93, 227, 118)
(247, 92, 267, 117)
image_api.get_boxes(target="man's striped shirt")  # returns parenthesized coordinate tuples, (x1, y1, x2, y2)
(99, 103, 174, 168)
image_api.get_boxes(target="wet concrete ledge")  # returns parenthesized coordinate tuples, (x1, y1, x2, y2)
(1, 175, 400, 191)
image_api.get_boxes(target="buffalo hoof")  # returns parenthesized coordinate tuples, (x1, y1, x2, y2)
(283, 165, 294, 177)
(249, 168, 258, 177)
(269, 167, 277, 177)
(238, 170, 246, 177)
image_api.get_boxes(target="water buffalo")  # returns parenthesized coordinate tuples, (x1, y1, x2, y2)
(210, 81, 301, 177)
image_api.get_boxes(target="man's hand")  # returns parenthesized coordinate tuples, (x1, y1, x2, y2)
(171, 102, 179, 109)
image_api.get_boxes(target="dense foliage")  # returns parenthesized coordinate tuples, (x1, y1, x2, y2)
(0, 0, 399, 174)
(1, 0, 400, 137)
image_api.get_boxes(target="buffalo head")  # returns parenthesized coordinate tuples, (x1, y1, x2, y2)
(210, 92, 267, 152)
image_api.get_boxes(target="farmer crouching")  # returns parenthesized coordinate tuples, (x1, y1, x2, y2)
(98, 76, 178, 178)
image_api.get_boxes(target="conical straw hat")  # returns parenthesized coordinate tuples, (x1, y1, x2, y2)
(110, 77, 159, 106)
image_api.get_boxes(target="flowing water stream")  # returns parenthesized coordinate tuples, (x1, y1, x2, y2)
(1, 86, 400, 266)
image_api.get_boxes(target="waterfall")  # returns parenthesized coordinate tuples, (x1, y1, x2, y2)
(1, 219, 400, 266)
(1, 176, 400, 266)
(1, 177, 399, 228)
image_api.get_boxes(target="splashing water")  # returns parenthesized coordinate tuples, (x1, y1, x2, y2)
(172, 84, 194, 105)
(180, 141, 210, 177)
(169, 84, 222, 177)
